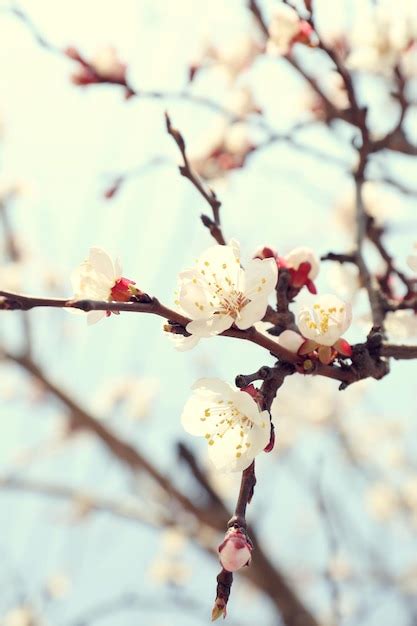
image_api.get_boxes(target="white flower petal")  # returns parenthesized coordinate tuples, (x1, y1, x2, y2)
(196, 243, 242, 290)
(244, 258, 278, 299)
(277, 329, 304, 353)
(87, 310, 107, 325)
(191, 378, 234, 396)
(186, 314, 233, 337)
(235, 297, 268, 330)
(407, 251, 417, 272)
(208, 420, 269, 472)
(89, 247, 116, 282)
(178, 274, 211, 320)
(167, 333, 200, 351)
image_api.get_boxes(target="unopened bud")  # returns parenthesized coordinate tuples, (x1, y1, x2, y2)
(218, 527, 252, 572)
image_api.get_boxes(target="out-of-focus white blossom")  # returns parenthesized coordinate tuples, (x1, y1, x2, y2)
(0, 262, 23, 292)
(407, 244, 417, 272)
(321, 71, 350, 110)
(402, 478, 417, 512)
(3, 607, 37, 626)
(181, 378, 270, 472)
(91, 47, 126, 81)
(366, 482, 399, 521)
(148, 528, 191, 586)
(385, 310, 417, 340)
(214, 34, 261, 80)
(267, 4, 313, 56)
(45, 573, 72, 599)
(326, 263, 362, 302)
(328, 554, 352, 581)
(223, 86, 260, 117)
(347, 0, 417, 75)
(192, 35, 261, 84)
(92, 376, 159, 420)
(223, 123, 252, 154)
(334, 181, 403, 233)
(176, 240, 277, 344)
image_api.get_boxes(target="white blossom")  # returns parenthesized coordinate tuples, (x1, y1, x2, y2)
(385, 310, 417, 340)
(216, 34, 261, 80)
(177, 240, 277, 343)
(334, 181, 403, 233)
(45, 573, 71, 599)
(347, 0, 417, 75)
(3, 607, 37, 626)
(91, 47, 126, 81)
(71, 247, 136, 325)
(407, 244, 417, 272)
(223, 123, 252, 155)
(180, 378, 270, 472)
(366, 482, 399, 521)
(267, 4, 301, 55)
(298, 294, 352, 346)
(223, 86, 259, 117)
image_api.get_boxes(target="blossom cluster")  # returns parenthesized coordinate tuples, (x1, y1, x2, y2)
(70, 242, 355, 483)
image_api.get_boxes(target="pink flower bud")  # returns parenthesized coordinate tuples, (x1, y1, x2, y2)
(294, 21, 314, 46)
(110, 277, 137, 302)
(254, 246, 279, 261)
(64, 46, 83, 62)
(71, 67, 99, 86)
(218, 527, 252, 572)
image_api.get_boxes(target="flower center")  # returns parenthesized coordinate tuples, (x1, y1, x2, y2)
(200, 402, 255, 459)
(217, 289, 250, 319)
(305, 304, 345, 335)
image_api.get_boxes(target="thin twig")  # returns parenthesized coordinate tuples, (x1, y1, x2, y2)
(165, 113, 225, 245)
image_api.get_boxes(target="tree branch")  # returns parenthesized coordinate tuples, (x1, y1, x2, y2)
(165, 113, 225, 245)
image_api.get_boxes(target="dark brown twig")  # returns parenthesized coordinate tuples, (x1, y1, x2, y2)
(165, 113, 225, 245)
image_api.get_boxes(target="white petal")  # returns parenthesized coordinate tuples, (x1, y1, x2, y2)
(87, 310, 107, 325)
(235, 297, 268, 330)
(114, 257, 123, 279)
(181, 378, 234, 436)
(178, 275, 211, 320)
(244, 258, 278, 299)
(191, 378, 234, 396)
(196, 243, 242, 291)
(167, 333, 200, 351)
(228, 239, 241, 261)
(407, 253, 417, 272)
(71, 262, 112, 300)
(89, 247, 116, 282)
(208, 420, 269, 473)
(186, 314, 233, 337)
(277, 330, 304, 353)
(234, 391, 263, 423)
